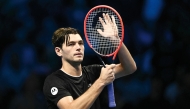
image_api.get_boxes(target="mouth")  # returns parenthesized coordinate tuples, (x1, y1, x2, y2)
(74, 53, 83, 56)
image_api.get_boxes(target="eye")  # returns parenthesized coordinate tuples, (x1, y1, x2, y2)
(68, 43, 75, 46)
(79, 41, 84, 45)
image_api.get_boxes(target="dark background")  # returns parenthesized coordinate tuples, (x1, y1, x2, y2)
(0, 0, 190, 109)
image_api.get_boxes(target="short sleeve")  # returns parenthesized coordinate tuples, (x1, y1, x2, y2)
(43, 76, 71, 105)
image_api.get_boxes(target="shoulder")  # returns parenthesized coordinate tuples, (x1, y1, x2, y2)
(43, 70, 68, 94)
(44, 70, 62, 84)
(43, 70, 72, 106)
(82, 64, 103, 72)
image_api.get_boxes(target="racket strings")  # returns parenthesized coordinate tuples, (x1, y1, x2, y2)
(86, 8, 122, 56)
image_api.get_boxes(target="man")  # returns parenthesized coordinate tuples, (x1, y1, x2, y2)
(43, 13, 137, 109)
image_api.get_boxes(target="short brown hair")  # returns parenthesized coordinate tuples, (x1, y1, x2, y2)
(52, 27, 82, 47)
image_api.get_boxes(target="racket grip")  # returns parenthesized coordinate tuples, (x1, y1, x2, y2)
(107, 82, 116, 107)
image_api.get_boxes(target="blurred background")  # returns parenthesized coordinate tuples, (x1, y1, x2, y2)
(0, 0, 190, 109)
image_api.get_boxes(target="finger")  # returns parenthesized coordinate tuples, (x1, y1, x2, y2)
(108, 70, 114, 77)
(112, 72, 115, 78)
(111, 15, 116, 25)
(111, 15, 118, 37)
(106, 13, 112, 23)
(103, 13, 109, 24)
(108, 72, 114, 78)
(105, 64, 109, 67)
(109, 72, 115, 81)
(99, 17, 105, 26)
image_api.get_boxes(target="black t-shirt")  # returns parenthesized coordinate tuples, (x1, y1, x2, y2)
(43, 64, 103, 109)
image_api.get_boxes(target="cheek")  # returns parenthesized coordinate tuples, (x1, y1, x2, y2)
(63, 49, 72, 55)
(81, 45, 84, 50)
(62, 51, 72, 60)
(62, 48, 72, 57)
(82, 46, 85, 51)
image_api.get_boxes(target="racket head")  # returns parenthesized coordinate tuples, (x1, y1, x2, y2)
(84, 5, 124, 58)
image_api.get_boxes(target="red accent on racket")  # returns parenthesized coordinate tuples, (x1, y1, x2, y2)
(84, 5, 124, 108)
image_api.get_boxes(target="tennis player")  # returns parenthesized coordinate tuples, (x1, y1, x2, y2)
(43, 13, 137, 109)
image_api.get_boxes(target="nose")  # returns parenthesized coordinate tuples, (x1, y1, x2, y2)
(75, 43, 81, 50)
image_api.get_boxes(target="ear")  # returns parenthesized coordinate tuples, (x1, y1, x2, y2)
(55, 47, 62, 57)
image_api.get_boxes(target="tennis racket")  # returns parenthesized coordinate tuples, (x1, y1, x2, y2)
(84, 5, 124, 107)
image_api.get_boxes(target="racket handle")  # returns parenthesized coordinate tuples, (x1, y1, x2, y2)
(96, 55, 116, 107)
(107, 82, 116, 107)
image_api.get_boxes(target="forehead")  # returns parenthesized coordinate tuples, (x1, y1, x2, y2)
(68, 34, 83, 41)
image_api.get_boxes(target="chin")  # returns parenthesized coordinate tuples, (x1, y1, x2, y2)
(75, 58, 83, 63)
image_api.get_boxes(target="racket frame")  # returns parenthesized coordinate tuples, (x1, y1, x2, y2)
(84, 5, 124, 60)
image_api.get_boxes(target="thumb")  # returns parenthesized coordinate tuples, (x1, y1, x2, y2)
(107, 64, 116, 69)
(110, 64, 116, 69)
(97, 29, 103, 35)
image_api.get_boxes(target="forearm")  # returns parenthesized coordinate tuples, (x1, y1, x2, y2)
(117, 43, 137, 75)
(69, 79, 105, 109)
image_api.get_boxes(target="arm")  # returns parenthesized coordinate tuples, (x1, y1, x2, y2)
(57, 79, 104, 109)
(97, 13, 137, 78)
(57, 65, 116, 109)
(114, 43, 137, 79)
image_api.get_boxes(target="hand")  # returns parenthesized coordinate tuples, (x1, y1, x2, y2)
(97, 13, 119, 40)
(98, 64, 116, 86)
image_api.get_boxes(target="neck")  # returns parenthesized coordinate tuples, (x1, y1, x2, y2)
(61, 61, 82, 77)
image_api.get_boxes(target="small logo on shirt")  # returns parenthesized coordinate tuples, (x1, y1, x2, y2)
(51, 87, 58, 95)
(88, 84, 92, 87)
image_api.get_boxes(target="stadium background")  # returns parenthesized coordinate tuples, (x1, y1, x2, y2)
(0, 0, 190, 109)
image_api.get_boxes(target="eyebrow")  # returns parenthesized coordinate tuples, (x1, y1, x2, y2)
(66, 40, 83, 46)
(68, 40, 83, 43)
